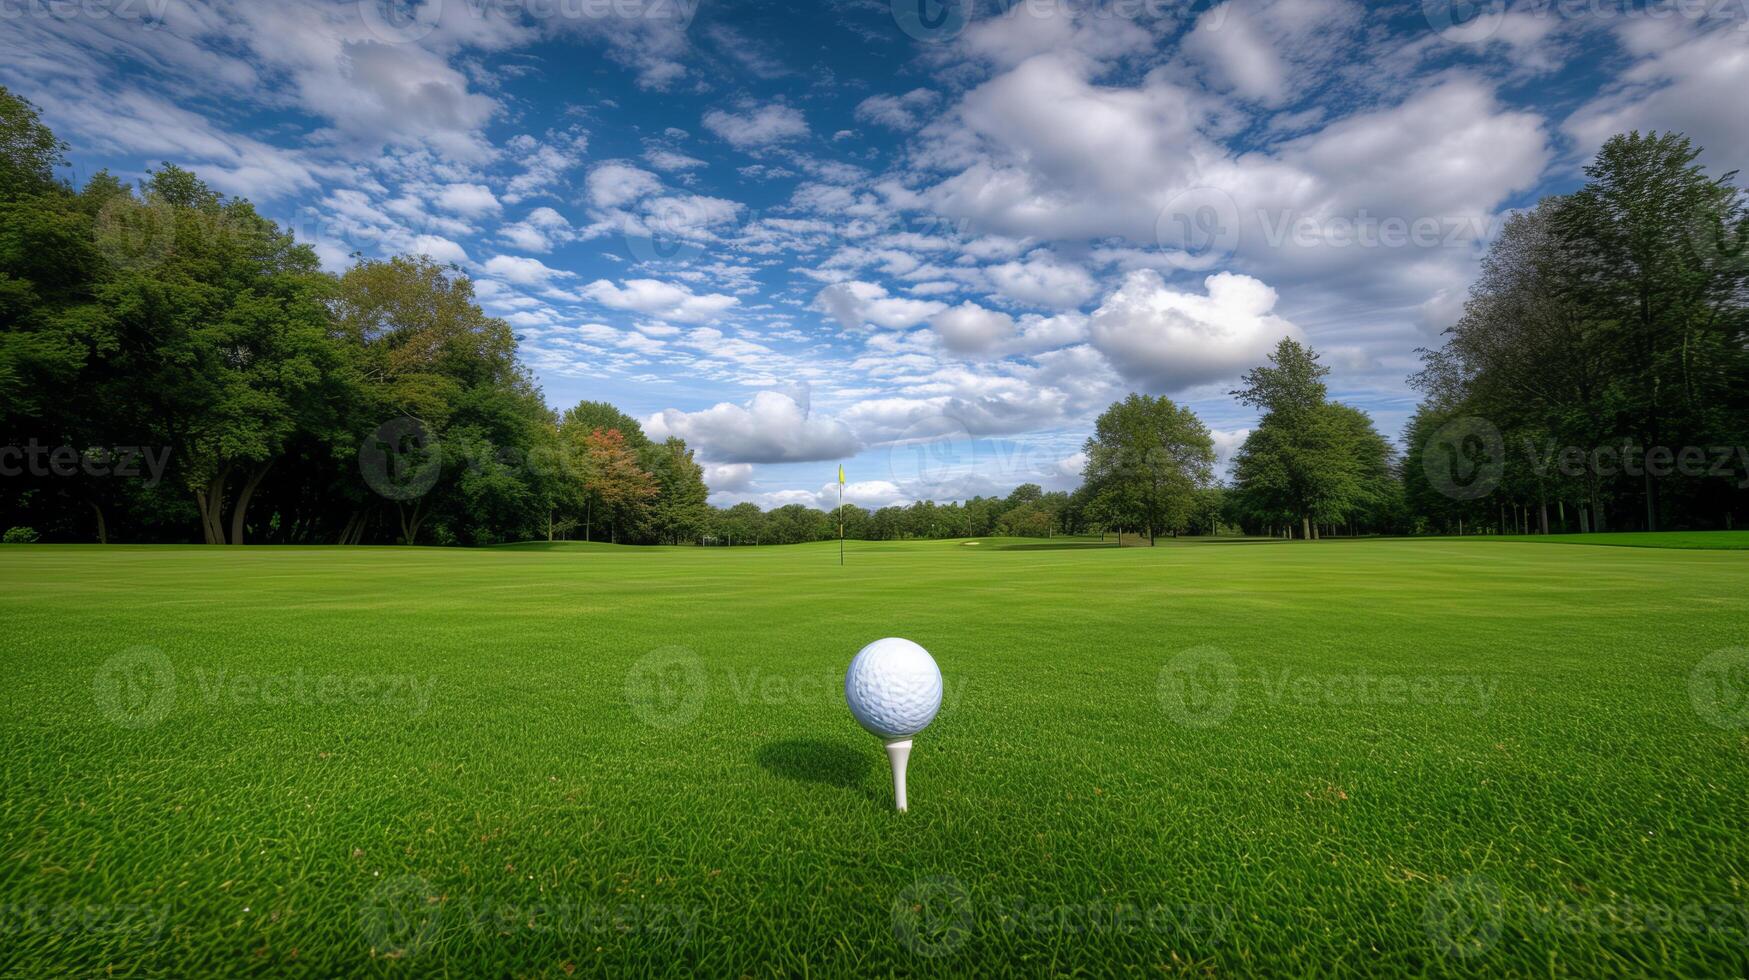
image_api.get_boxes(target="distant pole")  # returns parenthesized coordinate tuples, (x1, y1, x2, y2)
(838, 481, 844, 566)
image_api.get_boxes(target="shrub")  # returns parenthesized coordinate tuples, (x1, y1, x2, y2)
(3, 527, 41, 544)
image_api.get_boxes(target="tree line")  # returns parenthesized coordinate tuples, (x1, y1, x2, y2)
(4, 83, 1744, 546)
(0, 86, 717, 546)
(1405, 132, 1748, 534)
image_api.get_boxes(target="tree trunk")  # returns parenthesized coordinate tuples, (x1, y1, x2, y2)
(397, 500, 425, 545)
(1301, 514, 1311, 541)
(230, 460, 274, 545)
(1539, 494, 1549, 535)
(195, 467, 231, 544)
(89, 501, 108, 545)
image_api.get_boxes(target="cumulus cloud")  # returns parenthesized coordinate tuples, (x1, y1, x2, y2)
(1088, 270, 1299, 392)
(855, 89, 941, 131)
(484, 255, 574, 285)
(586, 162, 664, 208)
(1183, 0, 1363, 106)
(702, 102, 808, 149)
(702, 462, 753, 491)
(930, 302, 1016, 354)
(581, 278, 739, 323)
(497, 207, 573, 253)
(813, 281, 947, 331)
(983, 253, 1099, 309)
(434, 182, 501, 217)
(1564, 20, 1749, 175)
(411, 234, 468, 264)
(646, 391, 859, 463)
(644, 146, 707, 171)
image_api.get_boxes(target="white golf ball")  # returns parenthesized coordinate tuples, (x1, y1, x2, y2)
(844, 637, 943, 739)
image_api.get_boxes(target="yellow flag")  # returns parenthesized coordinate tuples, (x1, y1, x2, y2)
(837, 464, 845, 485)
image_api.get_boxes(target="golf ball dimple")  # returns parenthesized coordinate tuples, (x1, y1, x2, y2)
(844, 638, 943, 739)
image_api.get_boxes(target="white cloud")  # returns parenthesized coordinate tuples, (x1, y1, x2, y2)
(586, 162, 664, 208)
(702, 462, 753, 491)
(644, 147, 706, 171)
(983, 253, 1099, 309)
(1183, 0, 1363, 106)
(581, 278, 739, 323)
(497, 207, 574, 253)
(503, 129, 588, 203)
(702, 102, 809, 149)
(646, 391, 859, 463)
(1564, 21, 1749, 175)
(813, 281, 948, 331)
(484, 255, 574, 285)
(855, 89, 941, 131)
(411, 234, 468, 264)
(930, 302, 1016, 354)
(435, 183, 501, 217)
(1088, 270, 1299, 393)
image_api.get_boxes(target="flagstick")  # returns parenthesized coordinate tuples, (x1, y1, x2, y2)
(838, 479, 844, 566)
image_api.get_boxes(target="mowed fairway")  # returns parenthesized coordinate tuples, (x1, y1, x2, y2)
(2, 538, 1747, 976)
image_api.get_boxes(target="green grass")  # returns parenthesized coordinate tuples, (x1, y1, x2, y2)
(2, 538, 1746, 976)
(1456, 531, 1749, 550)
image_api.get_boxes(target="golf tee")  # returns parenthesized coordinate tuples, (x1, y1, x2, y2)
(884, 738, 912, 812)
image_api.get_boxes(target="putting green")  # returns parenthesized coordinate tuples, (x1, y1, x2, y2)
(1, 537, 1745, 975)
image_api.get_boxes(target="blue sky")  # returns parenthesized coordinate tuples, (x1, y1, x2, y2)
(5, 0, 1746, 509)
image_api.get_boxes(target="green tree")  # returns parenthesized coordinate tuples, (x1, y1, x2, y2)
(1080, 393, 1216, 544)
(0, 86, 65, 199)
(97, 166, 347, 544)
(640, 437, 710, 544)
(1230, 338, 1394, 540)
